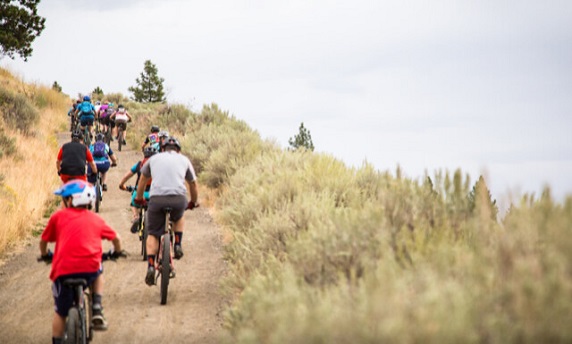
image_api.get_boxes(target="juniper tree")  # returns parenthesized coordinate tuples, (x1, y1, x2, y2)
(288, 122, 314, 151)
(128, 60, 166, 103)
(0, 0, 46, 61)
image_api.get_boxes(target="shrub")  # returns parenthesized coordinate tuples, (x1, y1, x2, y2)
(0, 86, 39, 135)
(0, 127, 17, 158)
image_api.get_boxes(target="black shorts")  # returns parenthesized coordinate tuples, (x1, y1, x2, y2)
(146, 195, 187, 238)
(52, 270, 101, 317)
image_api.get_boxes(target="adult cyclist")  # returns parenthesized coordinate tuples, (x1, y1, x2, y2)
(87, 133, 118, 191)
(118, 146, 157, 233)
(74, 95, 96, 140)
(57, 131, 98, 183)
(109, 104, 132, 145)
(134, 137, 199, 286)
(39, 180, 125, 342)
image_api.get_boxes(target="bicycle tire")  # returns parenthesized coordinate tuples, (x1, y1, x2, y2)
(141, 214, 148, 261)
(160, 232, 170, 305)
(64, 307, 82, 344)
(95, 175, 101, 213)
(84, 288, 93, 342)
(117, 128, 123, 152)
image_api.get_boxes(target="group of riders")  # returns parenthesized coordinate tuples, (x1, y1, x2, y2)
(41, 95, 199, 344)
(68, 95, 132, 145)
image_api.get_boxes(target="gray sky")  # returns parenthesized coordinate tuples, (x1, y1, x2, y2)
(3, 0, 572, 208)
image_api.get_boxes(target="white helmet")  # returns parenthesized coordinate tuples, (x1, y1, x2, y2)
(54, 180, 96, 207)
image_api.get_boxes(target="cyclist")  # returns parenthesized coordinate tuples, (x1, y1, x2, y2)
(109, 104, 132, 145)
(57, 131, 98, 183)
(87, 133, 118, 191)
(157, 130, 169, 151)
(134, 136, 199, 286)
(141, 125, 161, 151)
(67, 100, 80, 131)
(74, 95, 96, 140)
(39, 180, 125, 342)
(100, 102, 115, 141)
(118, 146, 157, 233)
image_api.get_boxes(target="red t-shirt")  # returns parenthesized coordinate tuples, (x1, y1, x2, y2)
(41, 208, 117, 281)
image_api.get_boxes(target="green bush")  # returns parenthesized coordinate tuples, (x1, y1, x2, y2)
(0, 128, 17, 158)
(0, 86, 39, 135)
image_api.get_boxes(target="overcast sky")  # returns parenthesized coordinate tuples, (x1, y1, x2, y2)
(3, 0, 572, 208)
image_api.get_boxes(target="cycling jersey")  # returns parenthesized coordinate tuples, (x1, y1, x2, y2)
(41, 207, 117, 281)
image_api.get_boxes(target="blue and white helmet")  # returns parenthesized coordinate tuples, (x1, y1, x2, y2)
(54, 180, 96, 207)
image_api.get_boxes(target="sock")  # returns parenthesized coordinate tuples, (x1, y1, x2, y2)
(93, 293, 102, 307)
(147, 255, 155, 268)
(175, 232, 183, 246)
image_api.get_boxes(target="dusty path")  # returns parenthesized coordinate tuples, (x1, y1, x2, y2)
(0, 133, 226, 343)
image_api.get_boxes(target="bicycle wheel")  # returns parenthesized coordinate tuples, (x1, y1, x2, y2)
(94, 175, 101, 213)
(64, 307, 82, 344)
(160, 233, 170, 305)
(84, 127, 91, 147)
(140, 211, 148, 261)
(117, 127, 123, 151)
(84, 289, 93, 342)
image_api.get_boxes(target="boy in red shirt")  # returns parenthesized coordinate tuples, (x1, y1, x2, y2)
(39, 180, 125, 344)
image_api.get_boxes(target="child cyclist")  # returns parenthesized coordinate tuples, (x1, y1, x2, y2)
(38, 180, 126, 344)
(118, 146, 157, 233)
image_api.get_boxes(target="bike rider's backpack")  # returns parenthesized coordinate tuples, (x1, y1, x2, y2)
(79, 101, 93, 116)
(93, 141, 107, 158)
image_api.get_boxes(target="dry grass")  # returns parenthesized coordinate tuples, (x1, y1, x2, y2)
(0, 69, 67, 255)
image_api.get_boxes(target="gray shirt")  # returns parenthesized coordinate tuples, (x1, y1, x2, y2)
(140, 150, 196, 197)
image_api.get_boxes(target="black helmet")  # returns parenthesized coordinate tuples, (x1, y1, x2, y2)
(143, 146, 158, 158)
(95, 133, 105, 142)
(151, 125, 160, 133)
(71, 130, 83, 140)
(161, 136, 181, 150)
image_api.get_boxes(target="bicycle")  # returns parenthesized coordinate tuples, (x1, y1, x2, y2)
(38, 255, 93, 344)
(116, 120, 129, 152)
(124, 186, 148, 261)
(93, 170, 103, 213)
(38, 250, 126, 343)
(138, 201, 198, 305)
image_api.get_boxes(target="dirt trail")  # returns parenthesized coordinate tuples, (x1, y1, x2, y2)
(0, 133, 227, 343)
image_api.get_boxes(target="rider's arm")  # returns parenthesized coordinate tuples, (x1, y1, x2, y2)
(86, 149, 98, 174)
(39, 239, 49, 256)
(111, 236, 122, 253)
(118, 171, 134, 190)
(135, 174, 149, 200)
(188, 180, 198, 205)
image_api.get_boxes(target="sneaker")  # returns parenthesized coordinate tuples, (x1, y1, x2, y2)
(122, 140, 127, 145)
(145, 266, 155, 286)
(91, 305, 108, 331)
(174, 245, 184, 260)
(130, 218, 139, 234)
(102, 184, 108, 192)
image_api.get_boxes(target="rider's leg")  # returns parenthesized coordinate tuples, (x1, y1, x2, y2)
(52, 313, 65, 338)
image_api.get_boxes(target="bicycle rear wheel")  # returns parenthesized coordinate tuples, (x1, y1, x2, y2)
(94, 175, 101, 213)
(140, 210, 148, 260)
(117, 128, 123, 151)
(64, 307, 82, 344)
(160, 233, 170, 305)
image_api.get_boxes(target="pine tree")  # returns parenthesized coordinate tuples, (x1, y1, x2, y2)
(288, 122, 314, 151)
(92, 86, 103, 98)
(128, 60, 166, 103)
(52, 81, 62, 92)
(0, 0, 46, 61)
